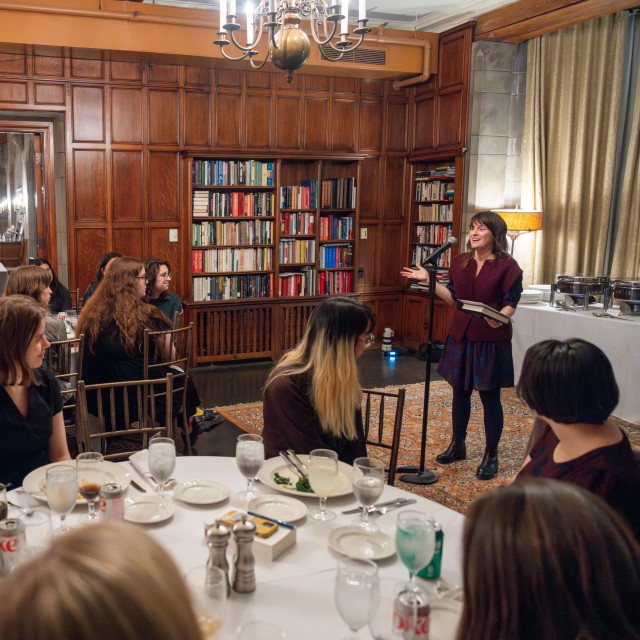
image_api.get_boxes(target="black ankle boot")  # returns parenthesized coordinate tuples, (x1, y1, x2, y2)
(476, 448, 498, 480)
(436, 439, 467, 464)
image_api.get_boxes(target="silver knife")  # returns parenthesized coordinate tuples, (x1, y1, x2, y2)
(279, 451, 305, 478)
(287, 449, 309, 477)
(342, 497, 414, 515)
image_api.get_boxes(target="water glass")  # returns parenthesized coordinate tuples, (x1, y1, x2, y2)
(76, 452, 104, 522)
(395, 511, 436, 592)
(236, 621, 287, 639)
(352, 457, 385, 531)
(148, 437, 176, 496)
(45, 464, 78, 533)
(235, 434, 264, 501)
(335, 558, 379, 639)
(185, 565, 228, 639)
(308, 448, 339, 521)
(18, 508, 53, 559)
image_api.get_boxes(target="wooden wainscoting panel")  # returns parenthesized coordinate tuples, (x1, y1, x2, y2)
(148, 152, 180, 221)
(412, 94, 436, 152)
(75, 227, 107, 295)
(112, 150, 144, 221)
(110, 61, 143, 82)
(72, 149, 106, 222)
(215, 91, 242, 148)
(113, 226, 144, 260)
(439, 32, 467, 90)
(70, 57, 104, 80)
(149, 64, 179, 85)
(149, 89, 179, 145)
(378, 222, 404, 286)
(381, 155, 406, 219)
(358, 155, 381, 218)
(385, 99, 409, 152)
(358, 99, 383, 152)
(359, 78, 383, 96)
(185, 66, 211, 86)
(216, 69, 243, 88)
(34, 83, 65, 105)
(332, 99, 356, 151)
(438, 89, 464, 149)
(246, 70, 271, 89)
(304, 97, 329, 149)
(0, 81, 27, 103)
(357, 221, 378, 289)
(246, 93, 272, 149)
(275, 95, 302, 149)
(184, 90, 211, 147)
(305, 75, 330, 93)
(72, 85, 105, 142)
(33, 54, 64, 78)
(111, 87, 144, 144)
(334, 76, 357, 95)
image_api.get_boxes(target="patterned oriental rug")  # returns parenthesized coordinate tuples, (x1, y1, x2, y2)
(217, 381, 640, 514)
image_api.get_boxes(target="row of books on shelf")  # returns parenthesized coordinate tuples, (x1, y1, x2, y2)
(193, 191, 274, 217)
(192, 247, 273, 273)
(407, 270, 450, 293)
(280, 181, 318, 209)
(278, 268, 317, 296)
(415, 166, 456, 180)
(193, 160, 275, 187)
(319, 270, 352, 295)
(281, 211, 315, 235)
(319, 243, 353, 268)
(412, 245, 451, 269)
(192, 220, 273, 247)
(279, 239, 316, 264)
(415, 181, 455, 202)
(321, 178, 356, 209)
(417, 203, 454, 222)
(416, 224, 452, 245)
(192, 274, 273, 301)
(319, 215, 353, 241)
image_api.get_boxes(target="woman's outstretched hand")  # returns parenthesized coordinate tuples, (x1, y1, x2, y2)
(400, 264, 428, 282)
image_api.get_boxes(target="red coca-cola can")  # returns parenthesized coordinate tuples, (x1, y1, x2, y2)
(393, 589, 431, 639)
(99, 483, 125, 521)
(0, 518, 25, 576)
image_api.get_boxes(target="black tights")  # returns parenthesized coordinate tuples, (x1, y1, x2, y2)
(451, 387, 504, 450)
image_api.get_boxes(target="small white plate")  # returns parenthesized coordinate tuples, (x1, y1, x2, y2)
(258, 455, 353, 498)
(124, 495, 175, 524)
(431, 598, 463, 640)
(248, 494, 308, 522)
(328, 526, 395, 560)
(23, 460, 131, 503)
(173, 480, 229, 505)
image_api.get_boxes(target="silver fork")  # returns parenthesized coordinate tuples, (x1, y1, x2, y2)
(369, 499, 417, 516)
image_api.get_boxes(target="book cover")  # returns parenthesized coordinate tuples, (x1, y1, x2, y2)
(456, 299, 510, 324)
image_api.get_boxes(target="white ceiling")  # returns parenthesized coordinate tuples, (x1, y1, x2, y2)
(143, 0, 517, 32)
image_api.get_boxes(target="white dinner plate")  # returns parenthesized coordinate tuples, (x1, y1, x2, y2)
(328, 526, 395, 560)
(124, 495, 175, 524)
(248, 494, 308, 522)
(23, 460, 131, 503)
(430, 598, 463, 640)
(258, 455, 353, 498)
(173, 480, 230, 505)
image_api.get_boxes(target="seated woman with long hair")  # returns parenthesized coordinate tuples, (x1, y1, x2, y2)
(515, 338, 640, 537)
(5, 265, 66, 342)
(262, 296, 376, 464)
(144, 257, 182, 323)
(0, 295, 70, 487)
(0, 522, 201, 640)
(28, 257, 72, 314)
(458, 478, 640, 640)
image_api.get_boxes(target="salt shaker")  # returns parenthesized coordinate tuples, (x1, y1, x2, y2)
(205, 520, 231, 595)
(231, 515, 256, 593)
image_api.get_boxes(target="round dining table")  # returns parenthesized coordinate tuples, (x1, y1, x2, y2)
(11, 456, 466, 639)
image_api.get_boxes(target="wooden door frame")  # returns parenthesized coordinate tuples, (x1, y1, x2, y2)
(0, 121, 57, 270)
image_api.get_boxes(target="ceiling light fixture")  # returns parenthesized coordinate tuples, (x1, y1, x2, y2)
(214, 0, 371, 83)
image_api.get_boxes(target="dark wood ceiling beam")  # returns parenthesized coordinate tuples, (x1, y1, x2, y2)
(475, 0, 639, 42)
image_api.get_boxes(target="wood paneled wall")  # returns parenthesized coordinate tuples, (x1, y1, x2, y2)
(0, 50, 412, 304)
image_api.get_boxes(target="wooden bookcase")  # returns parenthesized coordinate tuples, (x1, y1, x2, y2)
(183, 154, 361, 363)
(401, 154, 464, 349)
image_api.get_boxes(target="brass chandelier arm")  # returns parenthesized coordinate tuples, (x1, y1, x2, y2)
(321, 31, 366, 54)
(308, 13, 339, 46)
(228, 19, 266, 52)
(218, 45, 254, 62)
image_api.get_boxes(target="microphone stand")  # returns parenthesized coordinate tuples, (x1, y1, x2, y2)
(398, 261, 439, 485)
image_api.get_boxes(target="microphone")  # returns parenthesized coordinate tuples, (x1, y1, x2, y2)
(421, 236, 458, 266)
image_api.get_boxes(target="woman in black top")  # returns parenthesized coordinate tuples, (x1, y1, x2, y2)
(29, 258, 72, 314)
(82, 252, 121, 303)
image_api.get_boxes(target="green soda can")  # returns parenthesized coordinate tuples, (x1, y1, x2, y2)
(418, 522, 443, 580)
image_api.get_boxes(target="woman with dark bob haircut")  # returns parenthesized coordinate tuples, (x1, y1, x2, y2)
(28, 257, 72, 314)
(515, 338, 640, 537)
(262, 296, 376, 463)
(458, 478, 640, 640)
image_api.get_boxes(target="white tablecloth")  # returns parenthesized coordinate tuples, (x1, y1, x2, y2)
(512, 303, 640, 424)
(11, 457, 465, 640)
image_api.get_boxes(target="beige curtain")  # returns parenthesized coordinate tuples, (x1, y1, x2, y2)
(520, 13, 627, 284)
(610, 74, 640, 277)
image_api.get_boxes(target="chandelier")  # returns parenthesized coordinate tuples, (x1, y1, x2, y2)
(214, 0, 371, 83)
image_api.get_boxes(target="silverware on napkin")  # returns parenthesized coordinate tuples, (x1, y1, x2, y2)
(342, 497, 415, 515)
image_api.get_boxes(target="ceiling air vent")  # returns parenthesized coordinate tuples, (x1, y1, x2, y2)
(319, 46, 386, 66)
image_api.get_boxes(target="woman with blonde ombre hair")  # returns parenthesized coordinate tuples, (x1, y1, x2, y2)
(0, 521, 202, 640)
(5, 264, 66, 342)
(262, 296, 376, 463)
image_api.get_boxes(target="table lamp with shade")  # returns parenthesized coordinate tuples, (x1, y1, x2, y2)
(493, 209, 543, 255)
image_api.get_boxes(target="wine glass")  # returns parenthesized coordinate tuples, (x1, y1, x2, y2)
(352, 457, 385, 531)
(76, 452, 104, 522)
(185, 565, 228, 639)
(235, 434, 264, 502)
(307, 449, 340, 521)
(395, 510, 436, 593)
(335, 558, 379, 639)
(45, 464, 78, 533)
(148, 437, 176, 496)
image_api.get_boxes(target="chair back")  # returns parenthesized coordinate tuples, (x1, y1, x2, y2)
(143, 323, 194, 455)
(76, 374, 173, 461)
(362, 387, 406, 486)
(69, 287, 81, 312)
(172, 308, 184, 330)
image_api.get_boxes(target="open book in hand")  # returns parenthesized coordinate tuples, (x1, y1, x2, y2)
(456, 299, 511, 325)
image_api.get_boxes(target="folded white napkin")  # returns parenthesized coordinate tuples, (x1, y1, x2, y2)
(128, 450, 150, 479)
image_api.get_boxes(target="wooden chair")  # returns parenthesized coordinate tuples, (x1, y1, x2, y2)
(76, 374, 173, 461)
(44, 334, 85, 449)
(363, 387, 406, 486)
(69, 287, 81, 312)
(172, 308, 184, 329)
(143, 323, 194, 455)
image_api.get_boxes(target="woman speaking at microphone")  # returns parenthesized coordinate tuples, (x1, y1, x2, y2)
(401, 211, 522, 480)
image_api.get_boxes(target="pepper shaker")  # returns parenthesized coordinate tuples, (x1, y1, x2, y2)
(232, 515, 256, 593)
(205, 520, 231, 595)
